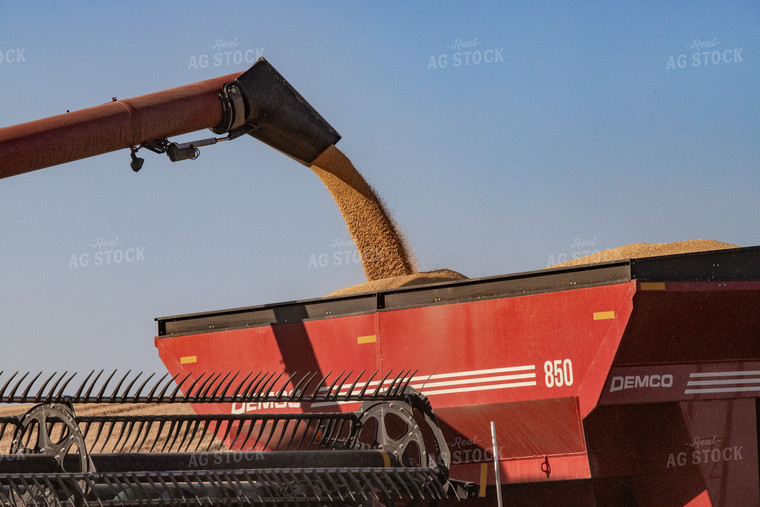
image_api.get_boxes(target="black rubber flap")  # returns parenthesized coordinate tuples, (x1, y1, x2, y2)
(236, 58, 341, 165)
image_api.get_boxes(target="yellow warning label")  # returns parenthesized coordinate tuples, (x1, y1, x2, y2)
(479, 462, 488, 497)
(640, 282, 666, 291)
(357, 335, 377, 344)
(593, 311, 615, 320)
(180, 356, 197, 364)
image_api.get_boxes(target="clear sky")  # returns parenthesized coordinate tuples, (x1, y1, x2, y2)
(1, 1, 758, 373)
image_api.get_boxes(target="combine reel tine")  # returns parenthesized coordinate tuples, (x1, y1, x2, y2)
(344, 468, 368, 502)
(107, 369, 132, 402)
(237, 372, 263, 401)
(241, 470, 265, 502)
(248, 416, 271, 451)
(388, 369, 407, 397)
(323, 370, 345, 400)
(0, 371, 19, 401)
(214, 370, 238, 401)
(292, 417, 313, 449)
(214, 417, 236, 450)
(164, 418, 187, 452)
(187, 419, 213, 452)
(234, 417, 256, 450)
(5, 371, 30, 402)
(311, 470, 336, 503)
(385, 468, 411, 500)
(0, 419, 11, 443)
(94, 369, 119, 402)
(159, 418, 181, 453)
(319, 417, 340, 448)
(35, 370, 62, 401)
(227, 415, 247, 450)
(148, 418, 169, 453)
(99, 419, 119, 453)
(50, 370, 76, 402)
(261, 418, 282, 450)
(244, 371, 274, 400)
(120, 371, 144, 402)
(134, 418, 157, 452)
(371, 370, 394, 399)
(327, 370, 349, 400)
(55, 475, 79, 503)
(346, 368, 366, 398)
(230, 371, 255, 400)
(274, 418, 296, 450)
(398, 369, 416, 395)
(71, 369, 95, 400)
(167, 371, 195, 401)
(175, 417, 198, 452)
(198, 371, 225, 401)
(80, 369, 104, 401)
(333, 370, 353, 399)
(309, 371, 332, 400)
(294, 371, 319, 401)
(120, 418, 140, 453)
(131, 371, 156, 401)
(383, 370, 403, 397)
(19, 371, 44, 401)
(263, 371, 286, 401)
(356, 471, 376, 502)
(367, 469, 394, 503)
(144, 371, 170, 400)
(358, 370, 379, 398)
(117, 419, 139, 453)
(336, 470, 358, 504)
(181, 371, 210, 402)
(276, 371, 299, 399)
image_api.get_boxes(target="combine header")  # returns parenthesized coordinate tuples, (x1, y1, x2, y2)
(0, 370, 469, 505)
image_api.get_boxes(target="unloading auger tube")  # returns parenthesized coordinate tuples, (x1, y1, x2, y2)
(0, 57, 341, 178)
(0, 369, 474, 505)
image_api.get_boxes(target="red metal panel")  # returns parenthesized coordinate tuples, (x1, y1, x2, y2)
(376, 282, 636, 411)
(437, 398, 589, 482)
(615, 283, 760, 365)
(156, 312, 379, 415)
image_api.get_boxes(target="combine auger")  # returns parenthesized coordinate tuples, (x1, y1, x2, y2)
(0, 370, 473, 506)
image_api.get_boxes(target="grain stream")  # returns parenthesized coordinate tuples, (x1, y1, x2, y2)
(310, 145, 415, 280)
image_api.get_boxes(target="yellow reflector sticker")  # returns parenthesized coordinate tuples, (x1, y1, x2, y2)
(640, 282, 666, 290)
(180, 355, 197, 364)
(357, 335, 377, 344)
(479, 462, 488, 497)
(379, 450, 391, 468)
(593, 311, 615, 320)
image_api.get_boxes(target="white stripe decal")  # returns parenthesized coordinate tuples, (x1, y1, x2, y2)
(685, 386, 760, 394)
(689, 370, 760, 378)
(411, 372, 536, 390)
(413, 365, 536, 382)
(310, 368, 538, 406)
(316, 365, 537, 394)
(687, 378, 760, 386)
(420, 381, 537, 396)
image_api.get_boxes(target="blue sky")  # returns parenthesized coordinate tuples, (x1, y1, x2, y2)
(1, 1, 758, 373)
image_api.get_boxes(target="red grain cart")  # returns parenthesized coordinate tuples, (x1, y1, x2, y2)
(156, 246, 760, 506)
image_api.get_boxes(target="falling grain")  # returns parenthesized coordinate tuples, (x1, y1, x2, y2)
(310, 145, 416, 280)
